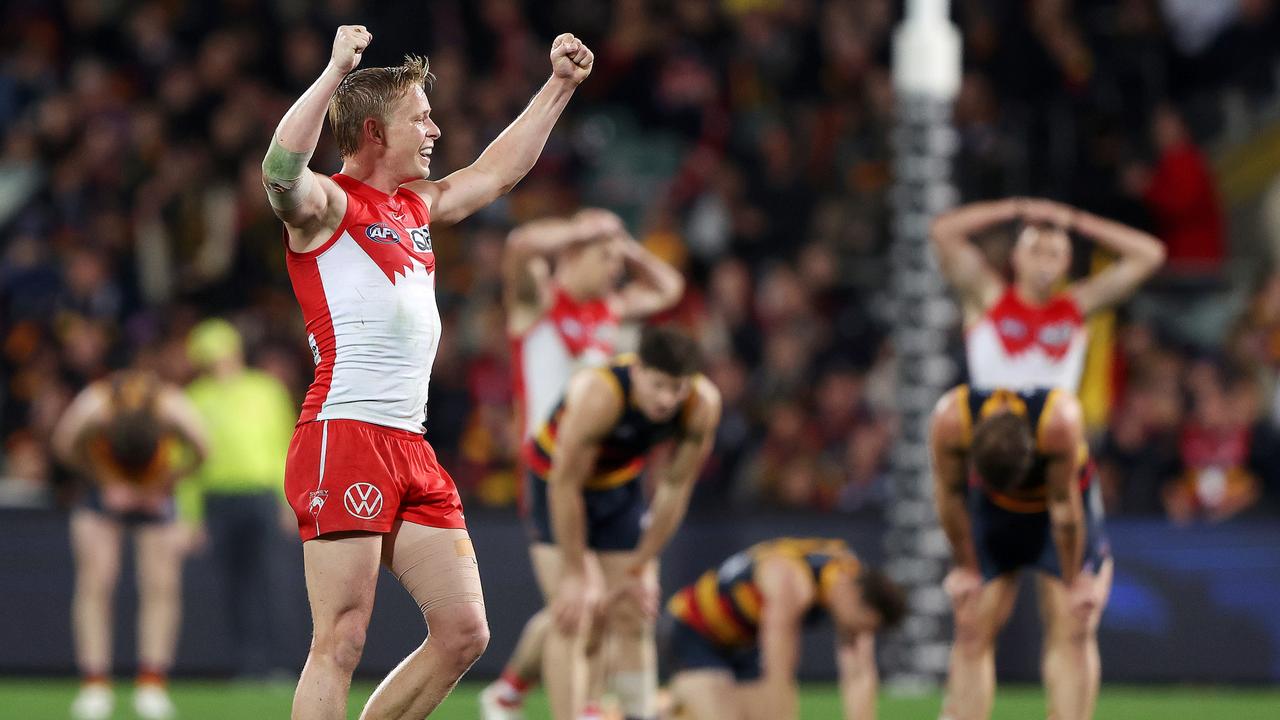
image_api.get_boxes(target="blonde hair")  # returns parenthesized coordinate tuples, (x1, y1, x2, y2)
(328, 55, 434, 157)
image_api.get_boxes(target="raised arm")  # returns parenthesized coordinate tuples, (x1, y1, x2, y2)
(409, 34, 593, 226)
(261, 26, 368, 241)
(615, 379, 720, 616)
(1066, 208, 1166, 315)
(547, 369, 622, 632)
(611, 238, 686, 321)
(1040, 391, 1086, 585)
(755, 556, 815, 720)
(502, 213, 599, 333)
(929, 199, 1019, 321)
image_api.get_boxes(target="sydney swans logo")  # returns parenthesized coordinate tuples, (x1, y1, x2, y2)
(343, 483, 384, 520)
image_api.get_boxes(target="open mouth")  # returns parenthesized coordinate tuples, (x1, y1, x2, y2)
(418, 146, 433, 159)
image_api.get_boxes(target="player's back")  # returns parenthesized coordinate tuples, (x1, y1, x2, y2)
(286, 173, 441, 434)
(88, 371, 177, 489)
(667, 538, 860, 647)
(966, 287, 1087, 392)
(511, 286, 618, 439)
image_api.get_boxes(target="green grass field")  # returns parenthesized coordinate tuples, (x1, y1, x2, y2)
(1, 680, 1277, 720)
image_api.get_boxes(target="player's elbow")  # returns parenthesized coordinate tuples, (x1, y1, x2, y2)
(1142, 239, 1168, 272)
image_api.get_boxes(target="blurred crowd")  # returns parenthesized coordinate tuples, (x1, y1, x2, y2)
(3, 0, 1280, 521)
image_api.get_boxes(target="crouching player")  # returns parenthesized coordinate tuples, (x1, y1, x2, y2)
(930, 386, 1112, 720)
(664, 538, 906, 720)
(535, 326, 720, 720)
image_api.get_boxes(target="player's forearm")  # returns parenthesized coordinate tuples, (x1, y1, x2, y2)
(1049, 499, 1085, 584)
(262, 63, 346, 208)
(548, 478, 590, 571)
(931, 198, 1022, 245)
(629, 479, 694, 568)
(625, 242, 685, 308)
(271, 63, 348, 155)
(1073, 210, 1166, 269)
(507, 218, 587, 259)
(470, 77, 577, 196)
(837, 643, 877, 720)
(937, 490, 979, 571)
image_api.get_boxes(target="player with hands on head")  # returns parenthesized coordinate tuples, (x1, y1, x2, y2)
(484, 206, 685, 720)
(930, 197, 1165, 392)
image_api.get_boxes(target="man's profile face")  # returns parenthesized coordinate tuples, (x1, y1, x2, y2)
(382, 86, 439, 181)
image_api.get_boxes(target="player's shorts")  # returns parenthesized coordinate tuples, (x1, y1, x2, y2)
(284, 419, 466, 541)
(665, 617, 761, 682)
(79, 486, 175, 526)
(526, 471, 645, 551)
(970, 477, 1110, 581)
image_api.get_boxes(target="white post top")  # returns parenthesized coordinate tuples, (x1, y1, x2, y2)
(907, 0, 950, 21)
(893, 0, 962, 100)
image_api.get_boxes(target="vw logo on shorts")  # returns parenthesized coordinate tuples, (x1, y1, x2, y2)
(343, 483, 384, 519)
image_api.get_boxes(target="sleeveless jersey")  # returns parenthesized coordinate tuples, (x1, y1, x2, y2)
(286, 173, 441, 433)
(88, 371, 177, 489)
(667, 538, 861, 648)
(955, 385, 1092, 513)
(511, 286, 618, 439)
(524, 356, 695, 490)
(966, 288, 1087, 392)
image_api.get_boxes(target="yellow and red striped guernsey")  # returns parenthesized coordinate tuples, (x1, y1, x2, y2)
(667, 538, 861, 648)
(523, 355, 699, 491)
(958, 384, 1094, 513)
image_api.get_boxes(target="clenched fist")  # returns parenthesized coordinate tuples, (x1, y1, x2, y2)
(550, 33, 593, 85)
(330, 25, 372, 74)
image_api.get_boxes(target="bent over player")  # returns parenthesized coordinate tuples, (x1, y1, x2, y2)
(533, 327, 720, 720)
(664, 538, 906, 720)
(260, 24, 594, 720)
(53, 370, 209, 720)
(931, 198, 1164, 391)
(930, 386, 1111, 720)
(483, 208, 684, 719)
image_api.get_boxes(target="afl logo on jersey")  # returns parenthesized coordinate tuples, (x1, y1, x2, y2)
(366, 224, 401, 244)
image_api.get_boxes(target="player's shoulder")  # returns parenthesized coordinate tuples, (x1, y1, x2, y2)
(1037, 388, 1083, 451)
(567, 364, 626, 410)
(930, 384, 972, 446)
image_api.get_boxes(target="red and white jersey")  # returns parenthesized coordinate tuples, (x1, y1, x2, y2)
(511, 287, 619, 438)
(286, 173, 441, 433)
(965, 288, 1088, 393)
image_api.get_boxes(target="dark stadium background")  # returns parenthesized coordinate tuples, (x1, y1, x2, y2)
(2, 0, 1280, 702)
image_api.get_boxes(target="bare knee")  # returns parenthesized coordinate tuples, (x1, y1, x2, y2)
(313, 608, 370, 674)
(952, 615, 997, 658)
(432, 606, 490, 671)
(77, 561, 120, 600)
